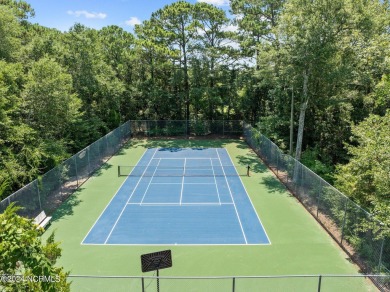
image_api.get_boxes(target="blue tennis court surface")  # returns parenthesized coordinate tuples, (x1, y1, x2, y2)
(82, 148, 270, 245)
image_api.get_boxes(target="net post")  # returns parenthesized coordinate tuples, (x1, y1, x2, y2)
(141, 277, 145, 292)
(317, 275, 322, 292)
(118, 165, 120, 177)
(157, 269, 160, 292)
(232, 277, 235, 292)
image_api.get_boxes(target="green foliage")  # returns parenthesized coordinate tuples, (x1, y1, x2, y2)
(0, 0, 388, 238)
(300, 147, 334, 183)
(0, 0, 34, 20)
(335, 111, 390, 235)
(0, 5, 21, 61)
(0, 203, 70, 291)
(23, 57, 80, 139)
(365, 74, 390, 116)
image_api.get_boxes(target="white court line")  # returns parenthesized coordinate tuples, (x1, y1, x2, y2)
(210, 158, 221, 205)
(82, 243, 269, 246)
(148, 167, 214, 170)
(151, 158, 219, 160)
(104, 148, 158, 244)
(180, 158, 186, 205)
(224, 149, 271, 244)
(127, 202, 234, 206)
(216, 148, 248, 244)
(150, 183, 215, 185)
(81, 148, 149, 245)
(140, 158, 161, 205)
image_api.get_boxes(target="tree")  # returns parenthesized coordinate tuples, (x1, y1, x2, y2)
(21, 57, 81, 168)
(0, 0, 34, 20)
(0, 5, 21, 61)
(134, 20, 179, 119)
(62, 24, 125, 137)
(335, 111, 390, 231)
(276, 0, 389, 165)
(148, 1, 196, 121)
(193, 2, 235, 120)
(22, 57, 80, 140)
(230, 0, 285, 67)
(0, 203, 70, 291)
(230, 0, 285, 123)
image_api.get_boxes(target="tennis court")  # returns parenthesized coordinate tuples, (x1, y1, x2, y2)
(39, 138, 377, 291)
(82, 147, 270, 245)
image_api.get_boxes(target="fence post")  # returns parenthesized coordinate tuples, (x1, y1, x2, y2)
(36, 180, 42, 211)
(316, 179, 322, 218)
(300, 163, 304, 194)
(378, 237, 385, 273)
(87, 148, 91, 176)
(74, 156, 79, 188)
(340, 198, 349, 245)
(317, 275, 322, 292)
(285, 155, 290, 184)
(97, 137, 102, 162)
(105, 135, 109, 157)
(232, 277, 235, 292)
(58, 165, 63, 198)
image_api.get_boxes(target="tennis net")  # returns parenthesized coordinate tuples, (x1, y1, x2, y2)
(118, 165, 250, 177)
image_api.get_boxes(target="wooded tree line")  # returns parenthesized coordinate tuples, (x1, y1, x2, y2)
(0, 0, 388, 224)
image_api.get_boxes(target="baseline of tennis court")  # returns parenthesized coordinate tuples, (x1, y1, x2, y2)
(82, 148, 270, 245)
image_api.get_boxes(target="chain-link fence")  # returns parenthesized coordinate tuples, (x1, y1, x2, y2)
(0, 120, 243, 219)
(2, 120, 389, 290)
(67, 274, 390, 292)
(0, 121, 131, 218)
(243, 123, 390, 291)
(0, 120, 243, 218)
(130, 120, 243, 138)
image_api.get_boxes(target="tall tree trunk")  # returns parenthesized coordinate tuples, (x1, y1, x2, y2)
(294, 70, 309, 181)
(209, 58, 215, 120)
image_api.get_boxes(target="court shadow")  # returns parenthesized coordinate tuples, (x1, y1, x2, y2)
(236, 154, 268, 174)
(158, 147, 185, 152)
(114, 147, 127, 156)
(260, 176, 291, 195)
(50, 189, 83, 222)
(236, 143, 250, 149)
(92, 163, 113, 177)
(134, 139, 231, 149)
